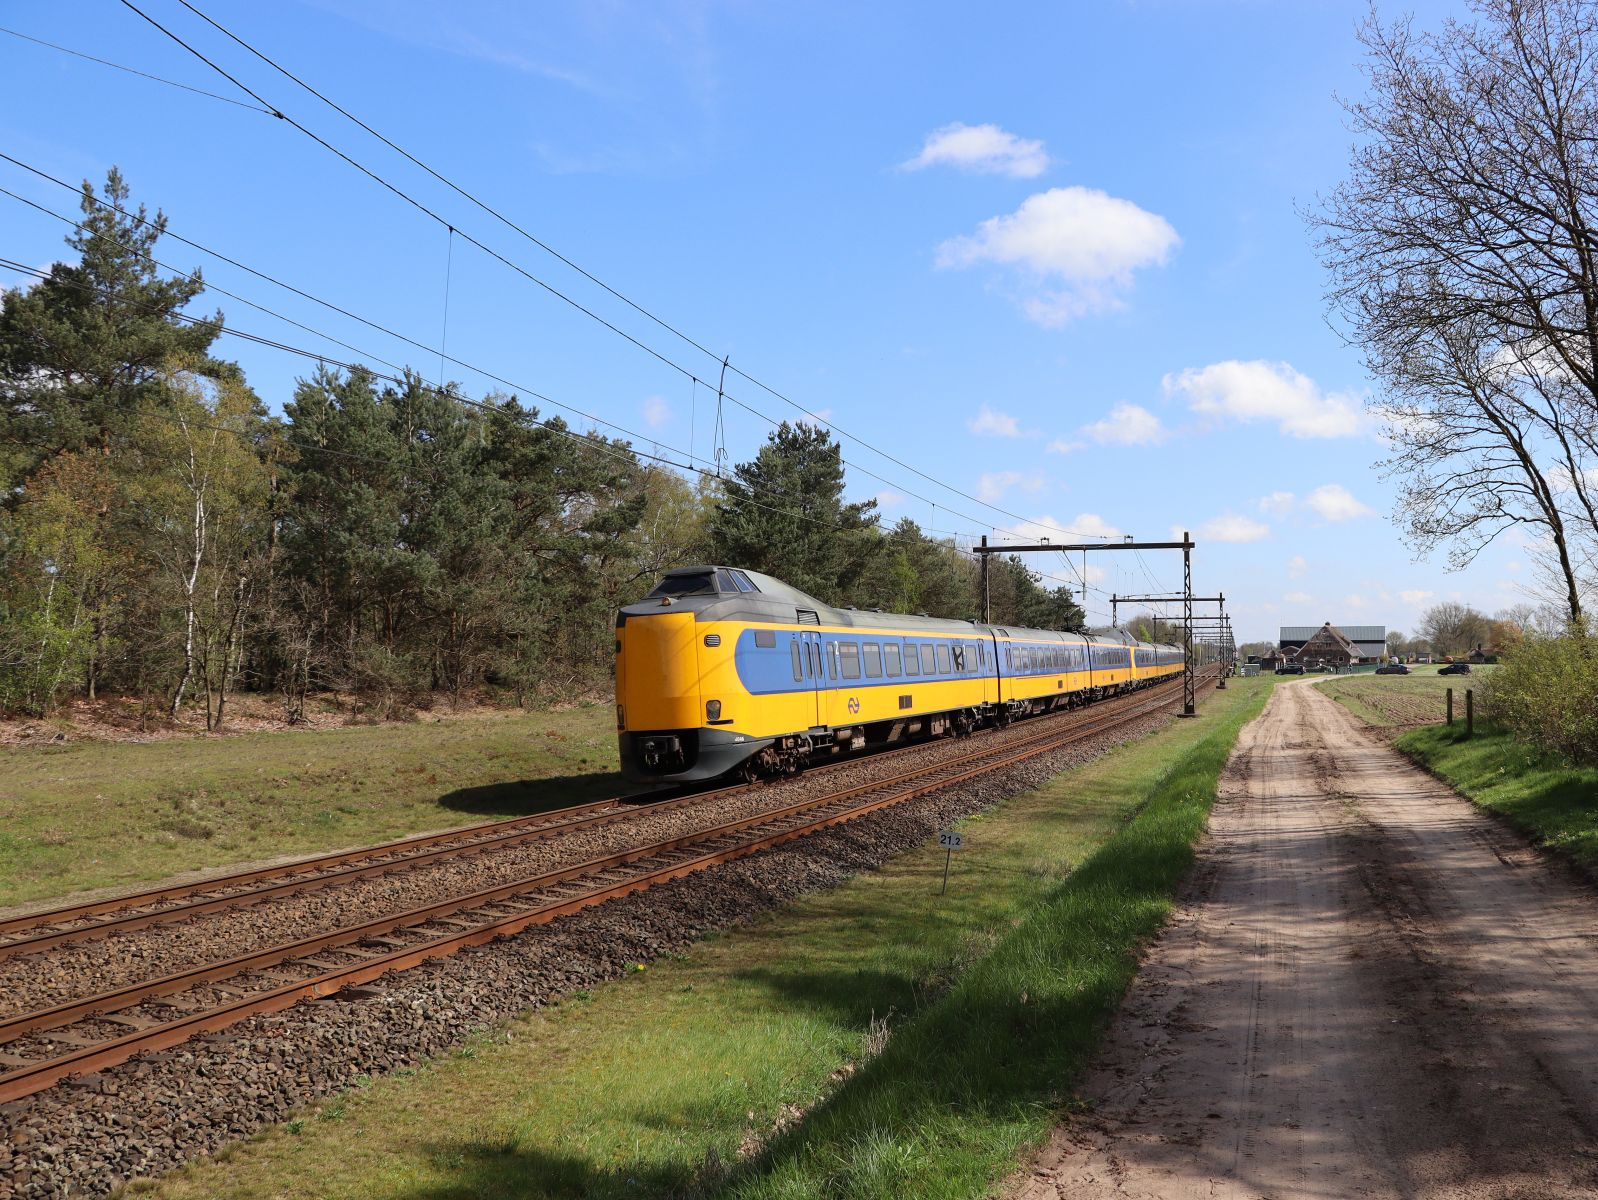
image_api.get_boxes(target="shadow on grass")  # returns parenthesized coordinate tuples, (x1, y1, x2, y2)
(436, 771, 651, 817)
(397, 1139, 712, 1200)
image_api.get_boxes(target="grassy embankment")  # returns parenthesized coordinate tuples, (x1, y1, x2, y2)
(138, 676, 1277, 1200)
(0, 705, 626, 910)
(1317, 671, 1598, 878)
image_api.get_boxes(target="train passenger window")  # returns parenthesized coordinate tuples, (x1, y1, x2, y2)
(902, 642, 918, 676)
(839, 642, 862, 680)
(885, 644, 902, 677)
(755, 630, 776, 649)
(936, 644, 952, 674)
(863, 643, 882, 678)
(809, 642, 822, 678)
(920, 644, 935, 674)
(828, 643, 839, 680)
(791, 642, 804, 681)
(951, 645, 965, 673)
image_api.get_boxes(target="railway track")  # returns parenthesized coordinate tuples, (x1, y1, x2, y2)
(0, 671, 1211, 1104)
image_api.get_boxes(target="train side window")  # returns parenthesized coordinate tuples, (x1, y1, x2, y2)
(884, 644, 902, 677)
(951, 644, 965, 673)
(839, 642, 862, 680)
(902, 642, 919, 676)
(790, 642, 804, 681)
(920, 644, 936, 674)
(935, 643, 952, 674)
(755, 630, 776, 649)
(828, 643, 839, 680)
(808, 642, 822, 678)
(863, 642, 883, 678)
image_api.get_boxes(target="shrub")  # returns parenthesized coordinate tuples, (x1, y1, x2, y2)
(1480, 635, 1598, 765)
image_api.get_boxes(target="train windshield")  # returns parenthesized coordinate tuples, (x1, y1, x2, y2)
(646, 571, 719, 598)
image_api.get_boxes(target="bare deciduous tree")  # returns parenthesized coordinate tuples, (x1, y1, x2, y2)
(1318, 0, 1598, 628)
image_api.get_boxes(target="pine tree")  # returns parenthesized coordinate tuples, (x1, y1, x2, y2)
(711, 422, 877, 601)
(0, 168, 221, 474)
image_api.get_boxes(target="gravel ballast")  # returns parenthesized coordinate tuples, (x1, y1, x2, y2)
(0, 696, 1187, 1199)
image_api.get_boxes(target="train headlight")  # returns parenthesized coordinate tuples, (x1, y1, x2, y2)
(706, 699, 721, 721)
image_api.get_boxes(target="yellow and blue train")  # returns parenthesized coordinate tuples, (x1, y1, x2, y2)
(615, 565, 1184, 783)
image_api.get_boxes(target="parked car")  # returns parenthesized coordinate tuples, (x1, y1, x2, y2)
(1438, 662, 1471, 675)
(1375, 664, 1410, 675)
(1275, 663, 1305, 675)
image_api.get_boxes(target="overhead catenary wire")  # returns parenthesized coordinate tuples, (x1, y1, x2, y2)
(0, 254, 910, 543)
(0, 23, 275, 113)
(111, 0, 1117, 545)
(0, 153, 993, 545)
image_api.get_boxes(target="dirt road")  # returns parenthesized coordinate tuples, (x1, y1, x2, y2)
(1017, 680, 1598, 1200)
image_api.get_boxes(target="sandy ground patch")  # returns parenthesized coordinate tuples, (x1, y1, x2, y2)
(1015, 679, 1598, 1200)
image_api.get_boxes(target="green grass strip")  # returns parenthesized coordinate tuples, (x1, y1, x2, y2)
(1397, 724, 1598, 878)
(0, 705, 625, 909)
(729, 681, 1270, 1200)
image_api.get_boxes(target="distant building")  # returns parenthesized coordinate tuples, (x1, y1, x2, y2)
(1280, 623, 1386, 664)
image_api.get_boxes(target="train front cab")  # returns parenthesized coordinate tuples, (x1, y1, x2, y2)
(615, 567, 784, 783)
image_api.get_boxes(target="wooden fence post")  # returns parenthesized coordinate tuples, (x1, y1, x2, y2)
(1446, 687, 1453, 725)
(1466, 688, 1474, 738)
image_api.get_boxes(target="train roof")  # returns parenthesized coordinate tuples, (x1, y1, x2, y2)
(621, 566, 1182, 654)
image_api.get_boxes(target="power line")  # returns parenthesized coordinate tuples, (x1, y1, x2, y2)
(0, 23, 274, 113)
(0, 153, 993, 544)
(0, 254, 900, 542)
(113, 1, 1116, 545)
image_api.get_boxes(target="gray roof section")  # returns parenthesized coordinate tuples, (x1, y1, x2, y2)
(1280, 625, 1386, 642)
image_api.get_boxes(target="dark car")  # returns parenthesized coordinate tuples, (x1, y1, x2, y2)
(1438, 662, 1472, 675)
(1275, 663, 1305, 675)
(1375, 663, 1410, 675)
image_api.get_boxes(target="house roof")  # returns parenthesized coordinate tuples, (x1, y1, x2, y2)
(1290, 622, 1362, 660)
(1281, 625, 1386, 642)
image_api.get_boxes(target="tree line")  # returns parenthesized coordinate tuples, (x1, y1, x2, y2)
(0, 171, 1084, 723)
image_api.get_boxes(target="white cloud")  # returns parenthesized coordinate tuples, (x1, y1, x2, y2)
(873, 490, 904, 509)
(1284, 590, 1313, 604)
(1344, 593, 1369, 610)
(1046, 438, 1085, 455)
(1163, 360, 1366, 439)
(1083, 403, 1165, 446)
(1399, 589, 1434, 605)
(997, 512, 1123, 543)
(1305, 484, 1376, 522)
(937, 187, 1179, 326)
(976, 471, 1046, 501)
(902, 122, 1049, 178)
(968, 404, 1022, 438)
(642, 395, 671, 431)
(1257, 491, 1295, 518)
(978, 471, 1026, 502)
(1176, 514, 1270, 543)
(1288, 554, 1308, 579)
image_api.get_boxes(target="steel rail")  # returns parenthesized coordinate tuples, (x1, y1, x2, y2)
(0, 673, 1190, 957)
(0, 672, 1209, 1104)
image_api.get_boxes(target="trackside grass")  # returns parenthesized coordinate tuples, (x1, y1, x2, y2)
(1396, 724, 1598, 878)
(0, 705, 625, 910)
(135, 677, 1274, 1200)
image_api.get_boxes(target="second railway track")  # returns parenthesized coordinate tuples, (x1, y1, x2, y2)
(0, 672, 1211, 1105)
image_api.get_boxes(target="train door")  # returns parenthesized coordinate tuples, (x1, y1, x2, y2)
(798, 630, 825, 729)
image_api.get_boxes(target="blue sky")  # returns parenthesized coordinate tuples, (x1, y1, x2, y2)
(0, 0, 1533, 641)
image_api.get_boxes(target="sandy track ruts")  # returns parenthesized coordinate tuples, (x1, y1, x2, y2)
(1016, 679, 1598, 1200)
